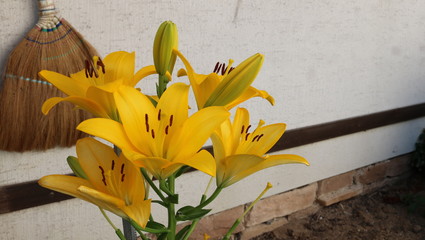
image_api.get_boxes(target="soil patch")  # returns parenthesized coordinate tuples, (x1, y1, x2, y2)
(251, 174, 425, 240)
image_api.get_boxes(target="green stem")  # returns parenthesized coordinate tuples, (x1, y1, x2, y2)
(223, 183, 273, 240)
(196, 186, 223, 209)
(141, 168, 167, 203)
(99, 208, 126, 240)
(157, 74, 169, 98)
(182, 183, 222, 240)
(167, 174, 177, 240)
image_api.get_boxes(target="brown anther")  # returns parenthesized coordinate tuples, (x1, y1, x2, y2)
(151, 129, 156, 139)
(245, 133, 250, 141)
(111, 160, 115, 170)
(85, 60, 91, 78)
(213, 62, 220, 73)
(228, 67, 235, 74)
(246, 125, 252, 134)
(120, 163, 125, 174)
(99, 166, 107, 186)
(145, 114, 150, 132)
(252, 135, 259, 142)
(169, 115, 174, 127)
(257, 134, 264, 141)
(97, 58, 106, 74)
(121, 174, 126, 182)
(165, 125, 169, 135)
(241, 125, 245, 134)
(158, 109, 162, 121)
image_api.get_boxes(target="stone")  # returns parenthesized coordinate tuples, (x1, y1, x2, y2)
(317, 171, 355, 196)
(385, 154, 411, 177)
(245, 183, 317, 227)
(357, 162, 387, 185)
(317, 184, 363, 206)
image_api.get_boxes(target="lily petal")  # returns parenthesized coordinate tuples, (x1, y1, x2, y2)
(103, 51, 135, 85)
(42, 96, 108, 118)
(228, 154, 309, 186)
(39, 70, 89, 96)
(168, 106, 229, 161)
(132, 65, 157, 86)
(77, 119, 139, 154)
(38, 175, 93, 201)
(174, 150, 216, 177)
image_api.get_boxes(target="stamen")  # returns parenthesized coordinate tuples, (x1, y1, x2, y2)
(169, 115, 174, 127)
(221, 66, 227, 75)
(158, 109, 162, 121)
(257, 134, 264, 141)
(97, 58, 106, 74)
(121, 174, 126, 182)
(145, 114, 150, 132)
(252, 135, 259, 142)
(85, 60, 91, 78)
(241, 125, 245, 134)
(111, 160, 115, 170)
(245, 133, 250, 141)
(99, 166, 106, 186)
(151, 129, 155, 139)
(120, 164, 125, 174)
(228, 67, 235, 73)
(213, 62, 220, 73)
(165, 125, 169, 135)
(246, 125, 252, 134)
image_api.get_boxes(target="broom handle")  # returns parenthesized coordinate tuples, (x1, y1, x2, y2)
(36, 0, 61, 30)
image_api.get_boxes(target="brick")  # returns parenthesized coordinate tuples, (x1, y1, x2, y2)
(357, 162, 387, 185)
(186, 205, 245, 240)
(245, 183, 317, 227)
(317, 171, 355, 196)
(239, 217, 288, 240)
(385, 155, 411, 177)
(317, 184, 363, 206)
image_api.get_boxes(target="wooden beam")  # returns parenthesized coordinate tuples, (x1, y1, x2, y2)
(1, 102, 424, 214)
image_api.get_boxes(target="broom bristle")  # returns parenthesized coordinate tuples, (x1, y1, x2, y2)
(0, 17, 98, 152)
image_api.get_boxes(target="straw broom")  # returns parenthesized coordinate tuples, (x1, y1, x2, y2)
(0, 0, 98, 152)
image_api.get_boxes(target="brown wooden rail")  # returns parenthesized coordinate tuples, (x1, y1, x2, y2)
(1, 102, 425, 214)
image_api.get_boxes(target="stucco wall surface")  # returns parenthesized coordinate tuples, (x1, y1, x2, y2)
(1, 1, 425, 239)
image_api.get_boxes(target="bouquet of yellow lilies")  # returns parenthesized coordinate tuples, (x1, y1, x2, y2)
(38, 21, 309, 240)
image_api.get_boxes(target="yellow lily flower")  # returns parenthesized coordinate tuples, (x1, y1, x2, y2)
(39, 51, 157, 120)
(211, 108, 309, 188)
(77, 83, 230, 180)
(175, 50, 274, 110)
(38, 137, 151, 228)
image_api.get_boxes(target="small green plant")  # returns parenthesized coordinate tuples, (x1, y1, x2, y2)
(411, 129, 425, 173)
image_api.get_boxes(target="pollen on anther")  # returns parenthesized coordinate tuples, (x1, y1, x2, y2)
(252, 135, 259, 142)
(111, 160, 115, 170)
(241, 125, 245, 134)
(121, 174, 126, 182)
(257, 134, 264, 141)
(245, 133, 251, 141)
(169, 115, 174, 127)
(165, 125, 169, 135)
(120, 164, 125, 174)
(158, 109, 162, 121)
(246, 125, 252, 134)
(151, 129, 156, 139)
(213, 62, 220, 73)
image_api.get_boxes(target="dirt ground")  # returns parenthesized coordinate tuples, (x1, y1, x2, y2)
(251, 174, 425, 240)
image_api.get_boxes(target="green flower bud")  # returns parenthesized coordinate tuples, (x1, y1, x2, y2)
(153, 21, 178, 76)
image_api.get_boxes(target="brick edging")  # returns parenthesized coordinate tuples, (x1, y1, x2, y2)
(184, 154, 412, 240)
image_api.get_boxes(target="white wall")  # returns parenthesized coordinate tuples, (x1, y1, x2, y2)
(1, 1, 425, 239)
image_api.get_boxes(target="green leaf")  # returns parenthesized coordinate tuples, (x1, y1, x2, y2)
(131, 220, 170, 234)
(146, 221, 166, 230)
(67, 156, 87, 179)
(176, 206, 211, 221)
(176, 225, 191, 240)
(157, 233, 168, 240)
